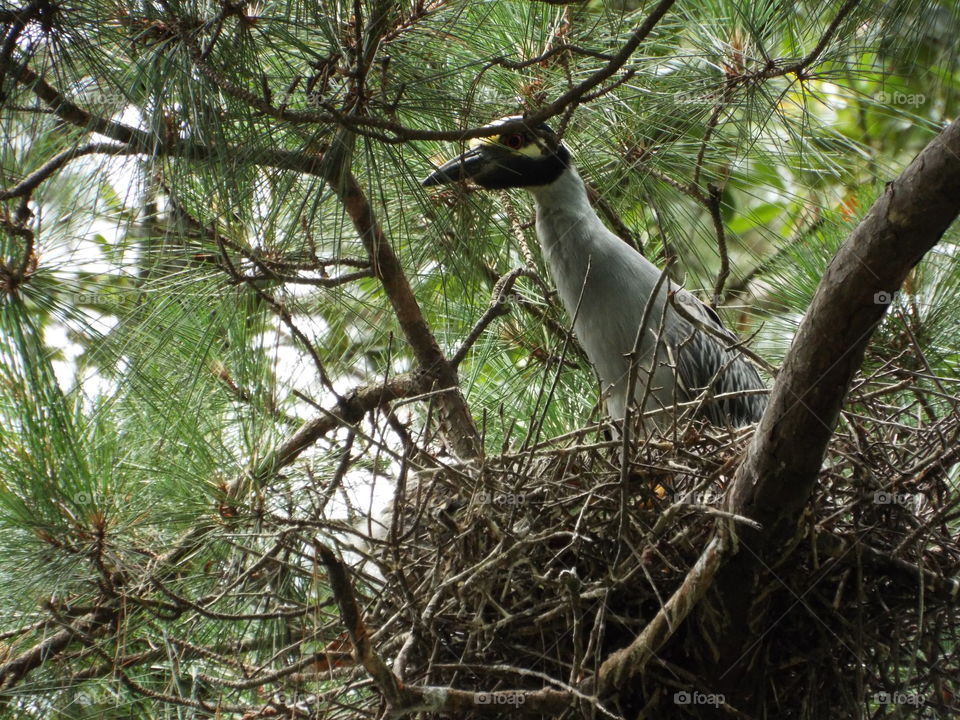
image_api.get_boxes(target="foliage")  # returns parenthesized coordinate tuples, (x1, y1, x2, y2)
(0, 0, 958, 717)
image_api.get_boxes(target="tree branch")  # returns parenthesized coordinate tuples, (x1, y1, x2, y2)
(594, 532, 731, 698)
(451, 267, 538, 368)
(0, 142, 133, 200)
(315, 539, 576, 717)
(0, 609, 113, 690)
(700, 115, 960, 692)
(147, 0, 678, 145)
(237, 372, 427, 493)
(336, 169, 481, 457)
(815, 531, 960, 602)
(10, 55, 482, 458)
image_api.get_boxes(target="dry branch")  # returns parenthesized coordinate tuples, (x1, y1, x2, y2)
(699, 115, 960, 697)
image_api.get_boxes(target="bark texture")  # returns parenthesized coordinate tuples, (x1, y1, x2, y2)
(698, 116, 960, 705)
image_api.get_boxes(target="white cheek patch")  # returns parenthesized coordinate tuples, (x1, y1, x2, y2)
(468, 135, 548, 157)
(516, 142, 547, 158)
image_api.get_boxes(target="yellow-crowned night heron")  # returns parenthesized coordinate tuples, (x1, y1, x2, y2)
(423, 116, 766, 428)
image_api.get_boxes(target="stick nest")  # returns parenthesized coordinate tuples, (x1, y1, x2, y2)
(351, 403, 960, 718)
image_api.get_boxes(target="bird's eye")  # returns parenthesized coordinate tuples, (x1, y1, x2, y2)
(502, 134, 524, 150)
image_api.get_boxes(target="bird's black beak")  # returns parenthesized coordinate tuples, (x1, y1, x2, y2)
(421, 147, 487, 187)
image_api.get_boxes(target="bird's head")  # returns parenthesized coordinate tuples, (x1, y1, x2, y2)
(422, 115, 570, 190)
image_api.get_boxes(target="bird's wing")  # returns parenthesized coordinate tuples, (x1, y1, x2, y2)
(665, 288, 766, 425)
(670, 286, 734, 337)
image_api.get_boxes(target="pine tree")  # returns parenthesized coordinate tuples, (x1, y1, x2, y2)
(1, 1, 958, 718)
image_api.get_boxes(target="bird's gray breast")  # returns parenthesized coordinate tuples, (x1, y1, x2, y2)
(535, 203, 766, 426)
(536, 206, 670, 419)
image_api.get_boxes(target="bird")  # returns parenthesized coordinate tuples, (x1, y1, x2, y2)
(422, 116, 767, 430)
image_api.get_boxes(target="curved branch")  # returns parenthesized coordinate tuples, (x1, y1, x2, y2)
(0, 142, 132, 200)
(10, 56, 482, 457)
(336, 170, 482, 457)
(595, 533, 730, 697)
(135, 0, 678, 144)
(451, 267, 538, 368)
(700, 115, 960, 689)
(730, 116, 960, 544)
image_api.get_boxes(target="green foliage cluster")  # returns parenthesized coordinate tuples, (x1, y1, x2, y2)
(0, 0, 958, 716)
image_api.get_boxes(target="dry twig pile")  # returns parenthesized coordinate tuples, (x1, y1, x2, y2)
(314, 381, 960, 718)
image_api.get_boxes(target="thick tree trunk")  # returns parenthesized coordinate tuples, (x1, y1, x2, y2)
(695, 116, 960, 708)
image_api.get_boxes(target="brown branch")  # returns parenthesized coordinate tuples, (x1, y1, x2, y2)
(232, 268, 373, 287)
(755, 0, 861, 79)
(491, 43, 613, 71)
(451, 267, 538, 368)
(706, 184, 730, 306)
(815, 531, 960, 602)
(6, 58, 310, 173)
(0, 142, 132, 200)
(314, 540, 405, 705)
(335, 170, 481, 457)
(594, 533, 730, 697)
(0, 199, 35, 294)
(316, 538, 576, 716)
(700, 115, 960, 692)
(148, 0, 678, 145)
(0, 1, 38, 81)
(239, 372, 426, 491)
(0, 609, 113, 690)
(478, 263, 587, 365)
(470, 0, 678, 140)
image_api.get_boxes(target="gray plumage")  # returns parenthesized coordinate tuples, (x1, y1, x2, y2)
(424, 117, 767, 428)
(532, 167, 765, 427)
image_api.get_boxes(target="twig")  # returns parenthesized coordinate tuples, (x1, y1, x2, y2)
(143, 0, 678, 145)
(619, 260, 674, 482)
(754, 0, 861, 79)
(232, 268, 373, 287)
(814, 531, 960, 601)
(667, 291, 776, 376)
(594, 532, 730, 696)
(0, 143, 133, 200)
(314, 540, 405, 704)
(214, 235, 341, 401)
(706, 184, 730, 305)
(451, 267, 538, 367)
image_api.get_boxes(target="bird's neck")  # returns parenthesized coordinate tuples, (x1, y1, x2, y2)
(528, 166, 607, 255)
(529, 165, 593, 214)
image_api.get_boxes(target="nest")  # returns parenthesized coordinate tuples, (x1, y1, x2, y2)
(345, 398, 960, 718)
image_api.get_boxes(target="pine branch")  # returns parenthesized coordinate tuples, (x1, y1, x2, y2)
(700, 114, 960, 692)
